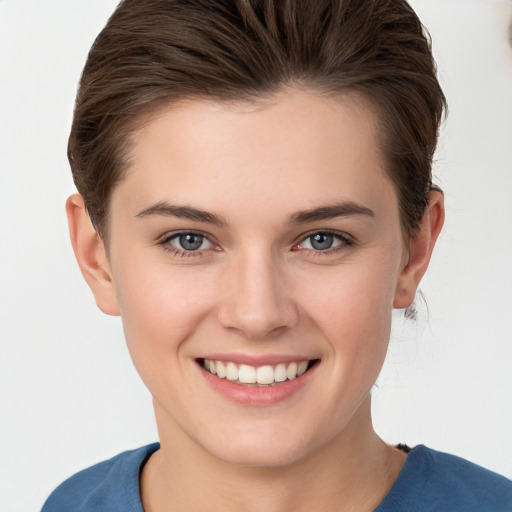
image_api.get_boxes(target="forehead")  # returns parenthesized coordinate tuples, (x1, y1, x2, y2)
(113, 89, 397, 223)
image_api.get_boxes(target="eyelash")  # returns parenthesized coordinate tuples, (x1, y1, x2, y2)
(158, 231, 215, 258)
(293, 230, 354, 256)
(157, 230, 354, 258)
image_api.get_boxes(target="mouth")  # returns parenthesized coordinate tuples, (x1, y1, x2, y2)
(198, 358, 319, 387)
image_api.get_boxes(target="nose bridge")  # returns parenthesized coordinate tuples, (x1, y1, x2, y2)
(218, 246, 297, 339)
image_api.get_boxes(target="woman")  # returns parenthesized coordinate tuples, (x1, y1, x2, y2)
(42, 0, 512, 510)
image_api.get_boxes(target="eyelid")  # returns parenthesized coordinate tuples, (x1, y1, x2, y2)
(157, 230, 220, 255)
(172, 233, 212, 251)
(156, 228, 354, 257)
(293, 229, 354, 251)
(158, 229, 214, 243)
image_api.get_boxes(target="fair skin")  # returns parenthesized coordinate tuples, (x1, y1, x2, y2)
(67, 89, 444, 512)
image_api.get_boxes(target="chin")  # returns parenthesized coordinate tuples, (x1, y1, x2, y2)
(212, 440, 311, 469)
(196, 421, 326, 469)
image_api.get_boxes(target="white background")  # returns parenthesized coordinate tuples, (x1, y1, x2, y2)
(1, 1, 511, 511)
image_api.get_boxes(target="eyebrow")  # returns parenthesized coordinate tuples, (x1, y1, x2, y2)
(289, 202, 375, 224)
(135, 202, 228, 226)
(135, 200, 374, 226)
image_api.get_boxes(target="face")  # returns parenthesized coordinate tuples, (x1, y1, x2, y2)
(103, 90, 410, 466)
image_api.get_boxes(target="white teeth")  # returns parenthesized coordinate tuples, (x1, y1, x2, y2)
(256, 365, 274, 385)
(274, 363, 287, 382)
(297, 361, 308, 376)
(226, 362, 238, 381)
(286, 362, 298, 380)
(216, 360, 226, 378)
(202, 359, 312, 385)
(239, 365, 256, 384)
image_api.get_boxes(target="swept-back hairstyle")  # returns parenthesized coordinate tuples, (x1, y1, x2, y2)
(69, 0, 446, 239)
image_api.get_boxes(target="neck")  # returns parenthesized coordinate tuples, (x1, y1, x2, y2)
(141, 397, 405, 512)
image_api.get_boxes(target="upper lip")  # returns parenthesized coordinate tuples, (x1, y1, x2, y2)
(198, 353, 318, 367)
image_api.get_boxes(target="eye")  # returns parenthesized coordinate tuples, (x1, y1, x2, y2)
(298, 231, 351, 252)
(167, 232, 213, 252)
(303, 233, 338, 251)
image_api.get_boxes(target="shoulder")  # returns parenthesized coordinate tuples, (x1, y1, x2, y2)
(41, 443, 159, 512)
(377, 445, 512, 512)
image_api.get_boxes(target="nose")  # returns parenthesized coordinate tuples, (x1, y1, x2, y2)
(217, 251, 299, 340)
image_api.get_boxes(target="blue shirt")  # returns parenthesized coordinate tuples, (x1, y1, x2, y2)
(41, 444, 512, 511)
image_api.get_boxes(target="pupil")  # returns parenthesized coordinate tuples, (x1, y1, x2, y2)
(311, 233, 333, 250)
(179, 233, 203, 250)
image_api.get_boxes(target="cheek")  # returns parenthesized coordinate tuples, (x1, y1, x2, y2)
(297, 254, 400, 379)
(111, 260, 218, 377)
(304, 259, 397, 334)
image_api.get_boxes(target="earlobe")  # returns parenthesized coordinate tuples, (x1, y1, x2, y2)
(393, 190, 445, 309)
(66, 194, 120, 316)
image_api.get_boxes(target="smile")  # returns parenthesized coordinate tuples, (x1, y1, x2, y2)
(201, 359, 314, 386)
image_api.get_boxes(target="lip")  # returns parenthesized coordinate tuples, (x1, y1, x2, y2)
(197, 356, 319, 406)
(199, 353, 313, 366)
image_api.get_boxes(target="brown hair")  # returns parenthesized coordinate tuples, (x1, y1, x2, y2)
(69, 0, 446, 239)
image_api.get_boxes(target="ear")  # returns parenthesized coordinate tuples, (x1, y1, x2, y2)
(394, 190, 445, 309)
(66, 194, 120, 316)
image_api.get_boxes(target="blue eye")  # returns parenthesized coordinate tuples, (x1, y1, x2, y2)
(169, 233, 212, 251)
(300, 232, 346, 251)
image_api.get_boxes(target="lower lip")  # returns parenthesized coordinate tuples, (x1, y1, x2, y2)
(199, 362, 317, 406)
